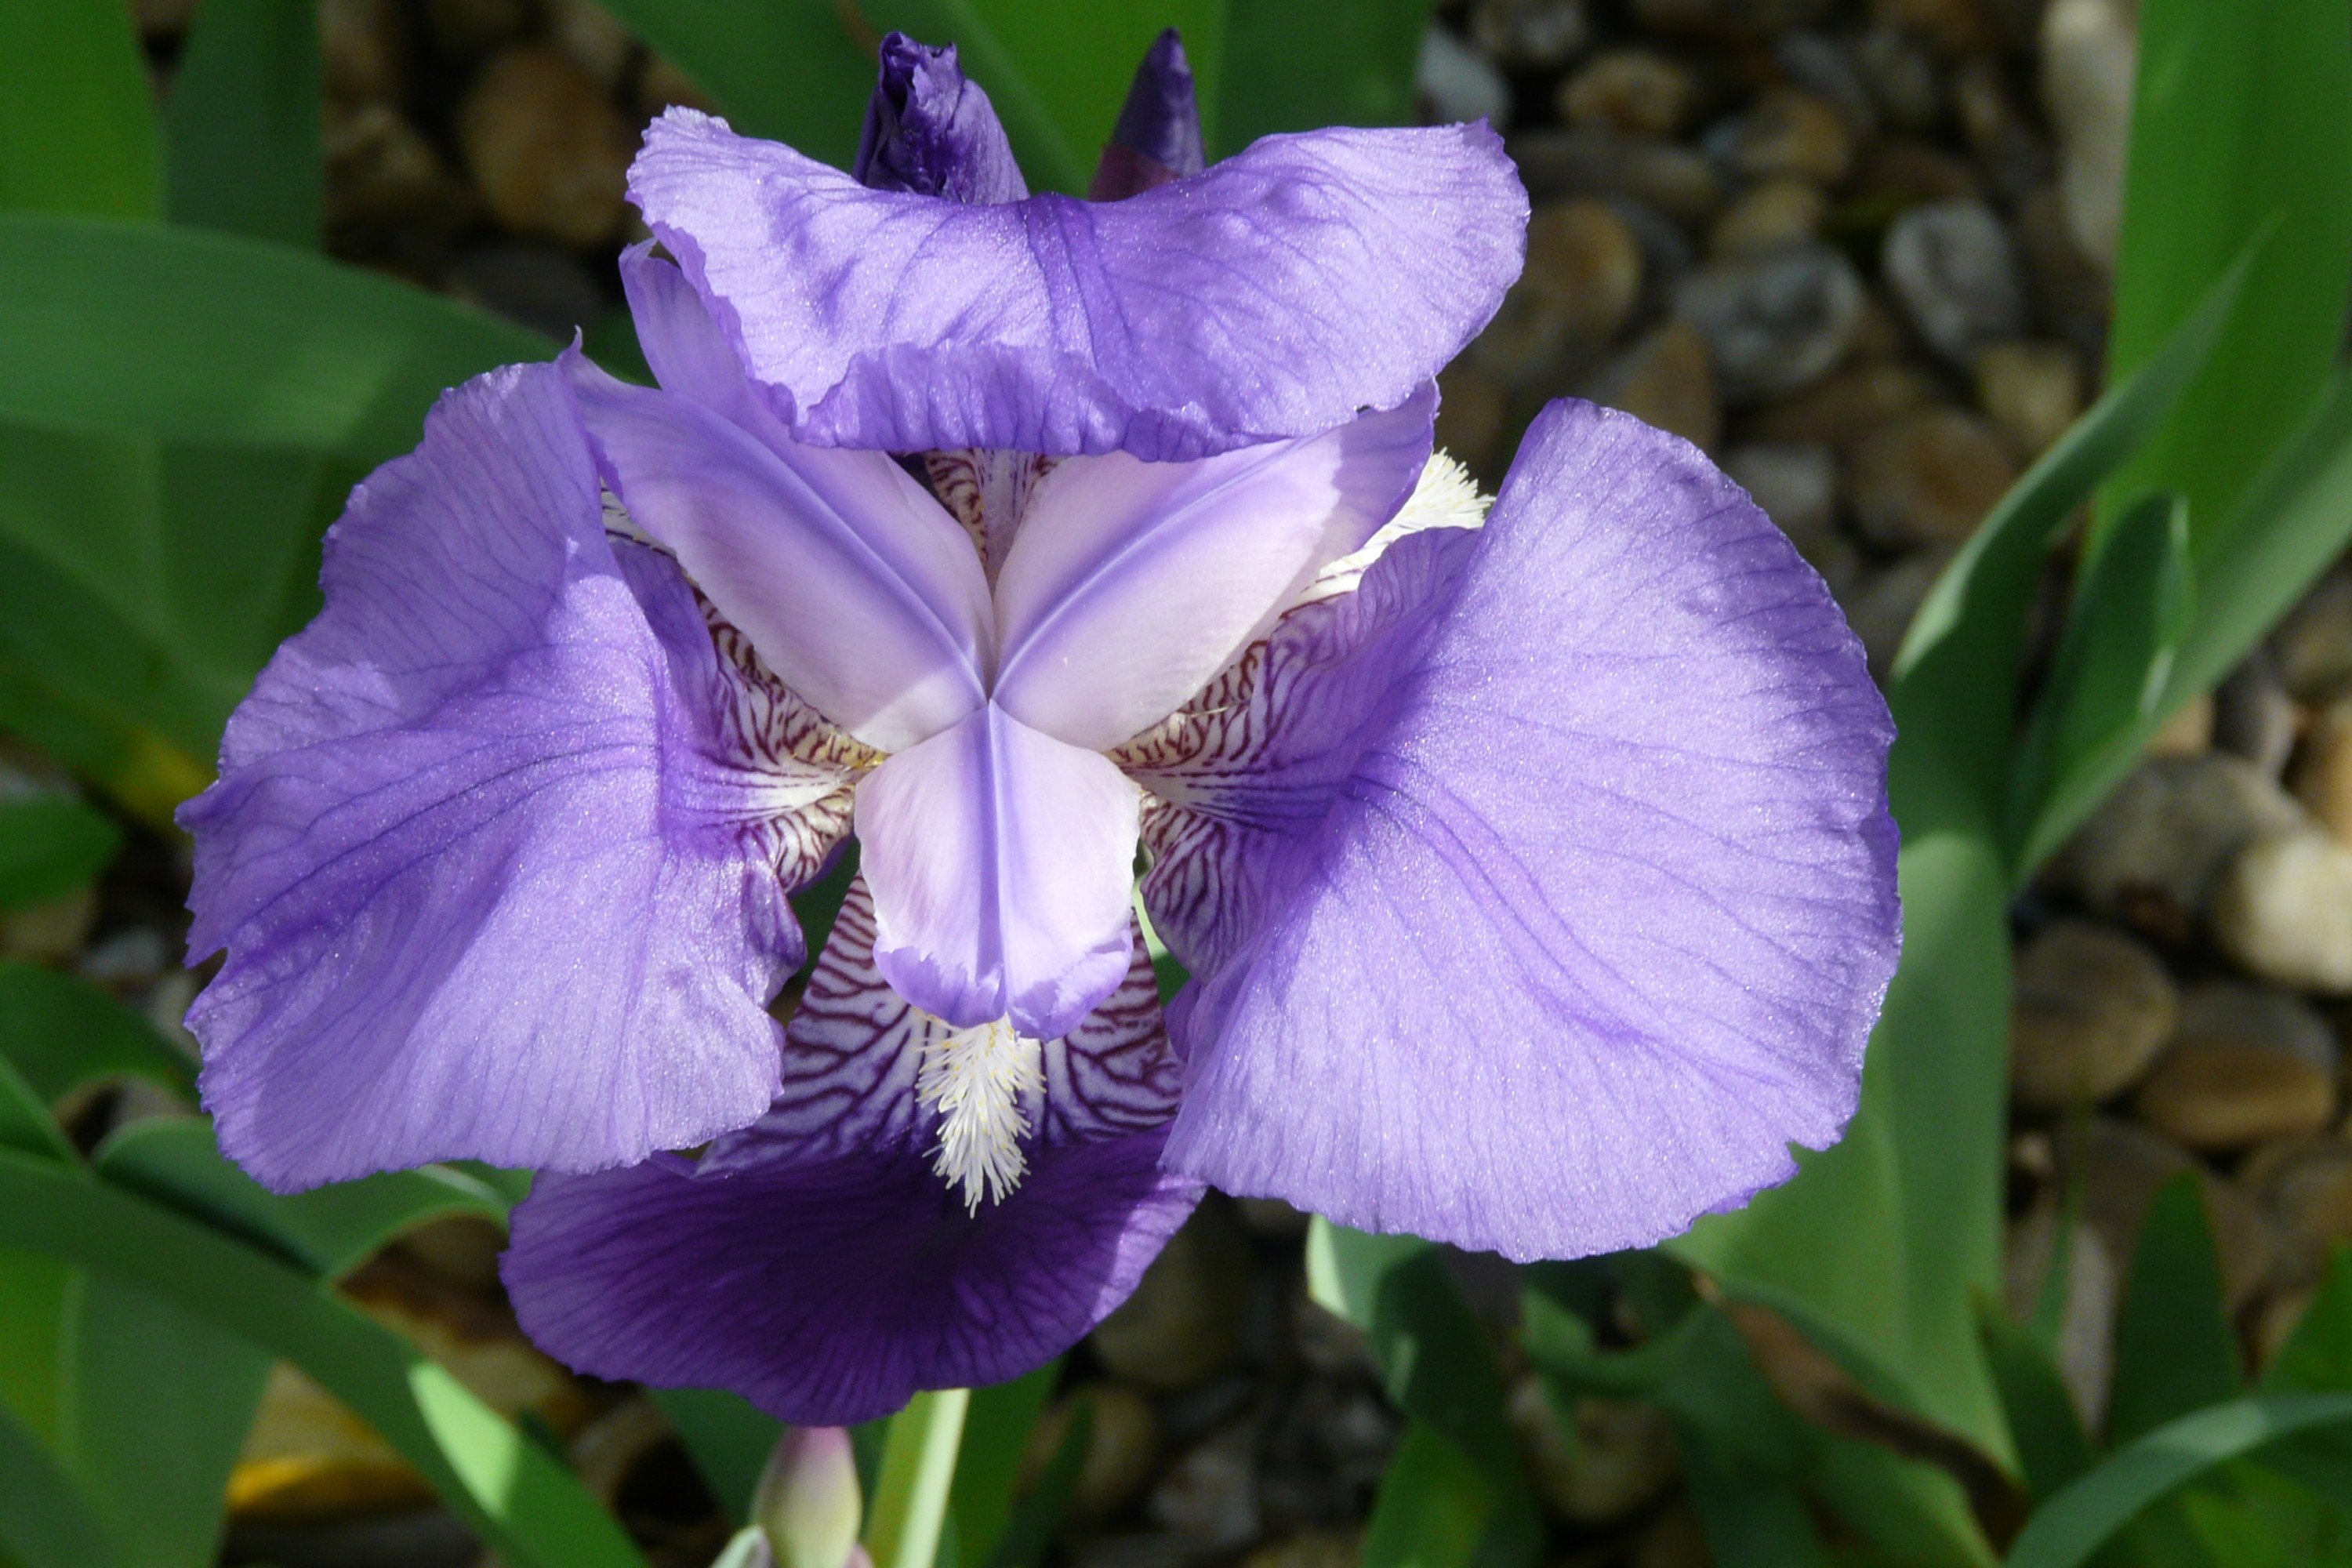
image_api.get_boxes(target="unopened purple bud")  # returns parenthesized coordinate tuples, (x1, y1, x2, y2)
(1089, 29, 1206, 199)
(855, 33, 1028, 204)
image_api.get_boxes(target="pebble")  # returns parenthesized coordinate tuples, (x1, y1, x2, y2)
(1846, 550, 1951, 681)
(2004, 1198, 2118, 1424)
(1559, 49, 1699, 137)
(2040, 0, 2136, 270)
(1846, 408, 2018, 550)
(1418, 26, 1512, 129)
(1877, 0, 1998, 56)
(1749, 361, 1940, 447)
(2211, 652, 2299, 778)
(1952, 57, 2049, 202)
(1973, 340, 2082, 457)
(1291, 1290, 1378, 1380)
(1147, 1420, 1262, 1552)
(1673, 243, 1864, 404)
(548, 0, 637, 86)
(325, 102, 478, 239)
(636, 54, 720, 118)
(2249, 1142, 2352, 1290)
(2135, 982, 2340, 1149)
(1509, 127, 1723, 226)
(2016, 183, 2114, 359)
(1632, 0, 1834, 40)
(2293, 699, 2352, 841)
(1586, 319, 1722, 450)
(2273, 571, 2352, 702)
(423, 0, 533, 56)
(2212, 829, 2352, 993)
(1475, 199, 1645, 390)
(1242, 1533, 1359, 1568)
(2053, 754, 2310, 932)
(0, 885, 97, 965)
(319, 0, 405, 103)
(1090, 1200, 1254, 1392)
(456, 47, 636, 245)
(1504, 1377, 1678, 1524)
(1468, 0, 1592, 68)
(1706, 178, 1828, 258)
(1775, 33, 1877, 140)
(2009, 920, 2178, 1109)
(2146, 693, 2215, 758)
(1853, 139, 1983, 212)
(1856, 23, 1946, 131)
(1030, 1384, 1161, 1522)
(2063, 1117, 2275, 1312)
(1704, 89, 1854, 185)
(1723, 441, 1838, 552)
(1883, 199, 2029, 365)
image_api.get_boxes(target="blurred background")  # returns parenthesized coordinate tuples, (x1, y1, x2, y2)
(4, 2, 2352, 1566)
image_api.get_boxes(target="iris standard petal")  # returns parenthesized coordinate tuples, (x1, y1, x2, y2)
(629, 111, 1526, 460)
(1159, 399, 1900, 1262)
(854, 33, 1028, 204)
(506, 884, 1198, 1424)
(856, 705, 1141, 1038)
(565, 352, 993, 753)
(180, 363, 803, 1191)
(619, 243, 781, 439)
(992, 387, 1435, 753)
(505, 1134, 1196, 1425)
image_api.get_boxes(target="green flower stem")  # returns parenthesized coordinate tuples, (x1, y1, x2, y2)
(863, 1388, 971, 1568)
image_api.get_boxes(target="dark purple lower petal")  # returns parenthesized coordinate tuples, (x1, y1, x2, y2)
(505, 1132, 1200, 1424)
(1156, 399, 1900, 1262)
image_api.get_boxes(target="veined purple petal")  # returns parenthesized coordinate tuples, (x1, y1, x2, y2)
(564, 351, 992, 753)
(505, 1132, 1196, 1425)
(179, 363, 811, 1190)
(856, 705, 1140, 1038)
(1157, 400, 1900, 1262)
(700, 878, 1183, 1174)
(506, 887, 1197, 1424)
(630, 111, 1526, 459)
(855, 33, 1028, 204)
(1089, 29, 1204, 199)
(619, 243, 782, 441)
(993, 388, 1435, 752)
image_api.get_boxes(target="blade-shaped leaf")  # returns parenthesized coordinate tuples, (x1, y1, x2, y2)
(1671, 250, 2252, 1461)
(2004, 1394, 2352, 1568)
(0, 1394, 127, 1568)
(1217, 0, 1434, 155)
(0, 213, 551, 463)
(0, 793, 118, 910)
(0, 0, 159, 220)
(94, 1117, 512, 1280)
(593, 0, 874, 171)
(2096, 0, 2352, 564)
(988, 1394, 1089, 1568)
(953, 1362, 1060, 1568)
(164, 0, 321, 247)
(1980, 1306, 2095, 1504)
(0, 961, 194, 1103)
(0, 1148, 649, 1568)
(2009, 490, 2194, 874)
(2107, 1173, 2241, 1446)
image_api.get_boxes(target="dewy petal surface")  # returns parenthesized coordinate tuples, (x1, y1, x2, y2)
(505, 882, 1200, 1425)
(565, 352, 992, 753)
(856, 705, 1141, 1038)
(1159, 399, 1901, 1262)
(993, 388, 1435, 753)
(630, 111, 1526, 460)
(179, 363, 804, 1191)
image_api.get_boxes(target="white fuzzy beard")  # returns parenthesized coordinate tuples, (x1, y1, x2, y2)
(917, 1017, 1045, 1211)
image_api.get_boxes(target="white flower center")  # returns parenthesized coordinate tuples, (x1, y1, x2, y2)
(917, 1016, 1044, 1211)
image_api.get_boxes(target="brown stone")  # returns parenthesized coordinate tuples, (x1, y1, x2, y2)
(1088, 1199, 1253, 1391)
(1846, 408, 2018, 549)
(2136, 982, 2341, 1149)
(1974, 340, 2082, 457)
(2053, 755, 2310, 931)
(1852, 140, 1982, 207)
(2250, 1142, 2352, 1290)
(549, 0, 637, 86)
(1507, 1377, 1679, 1525)
(1632, 0, 1833, 39)
(1028, 1383, 1160, 1522)
(1875, 0, 1999, 56)
(1749, 362, 1940, 447)
(2010, 920, 2178, 1109)
(2063, 1117, 2276, 1311)
(1708, 89, 1854, 185)
(1508, 127, 1722, 225)
(2275, 572, 2352, 703)
(320, 0, 406, 103)
(2294, 701, 2352, 842)
(457, 47, 635, 245)
(1468, 0, 1592, 69)
(1586, 320, 1721, 450)
(1559, 49, 1699, 137)
(1707, 178, 1828, 259)
(2145, 694, 2215, 759)
(425, 0, 533, 56)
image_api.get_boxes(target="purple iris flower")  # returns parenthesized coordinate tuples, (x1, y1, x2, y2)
(178, 33, 1900, 1422)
